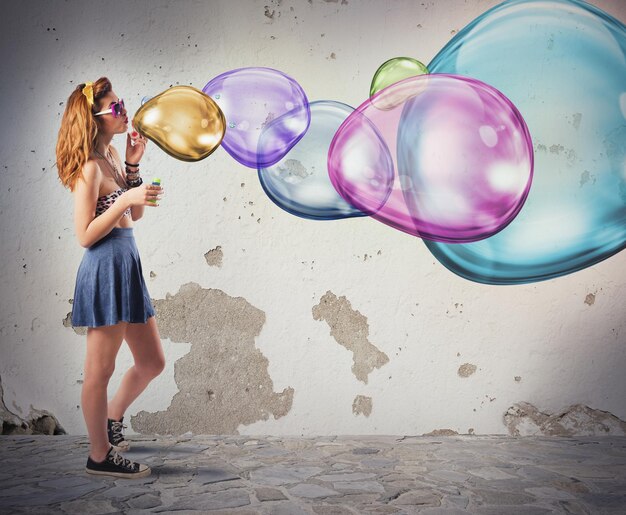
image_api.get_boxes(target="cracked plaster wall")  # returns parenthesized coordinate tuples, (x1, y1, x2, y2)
(1, 0, 625, 437)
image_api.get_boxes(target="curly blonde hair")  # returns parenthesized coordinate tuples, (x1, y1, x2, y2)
(56, 77, 112, 191)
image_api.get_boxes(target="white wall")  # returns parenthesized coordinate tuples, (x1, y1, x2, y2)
(0, 0, 625, 436)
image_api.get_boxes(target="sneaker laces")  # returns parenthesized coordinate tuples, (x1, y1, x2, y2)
(110, 420, 127, 444)
(110, 450, 134, 470)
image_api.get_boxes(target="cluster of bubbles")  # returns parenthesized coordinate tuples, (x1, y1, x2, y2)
(133, 0, 626, 284)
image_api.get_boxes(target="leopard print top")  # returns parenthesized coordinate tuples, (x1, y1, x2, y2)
(95, 188, 131, 218)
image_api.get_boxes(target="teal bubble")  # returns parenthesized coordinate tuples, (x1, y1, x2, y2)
(258, 101, 367, 220)
(426, 0, 626, 284)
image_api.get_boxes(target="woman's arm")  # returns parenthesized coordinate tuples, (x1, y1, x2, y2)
(111, 145, 145, 222)
(130, 203, 145, 222)
(74, 161, 132, 248)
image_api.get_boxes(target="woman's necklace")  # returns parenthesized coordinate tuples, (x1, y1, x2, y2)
(94, 148, 126, 189)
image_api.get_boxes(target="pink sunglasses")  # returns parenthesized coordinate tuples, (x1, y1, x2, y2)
(94, 99, 125, 118)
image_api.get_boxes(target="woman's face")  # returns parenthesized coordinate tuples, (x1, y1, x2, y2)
(94, 90, 128, 135)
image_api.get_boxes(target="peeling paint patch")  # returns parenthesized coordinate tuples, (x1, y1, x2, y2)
(423, 429, 459, 436)
(132, 282, 293, 435)
(584, 293, 596, 306)
(579, 170, 596, 187)
(204, 246, 223, 268)
(1, 375, 65, 435)
(312, 291, 389, 383)
(352, 395, 372, 417)
(277, 159, 310, 183)
(504, 402, 626, 436)
(62, 305, 87, 336)
(457, 363, 477, 378)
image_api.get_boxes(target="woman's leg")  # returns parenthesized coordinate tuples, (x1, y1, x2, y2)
(82, 322, 127, 462)
(107, 316, 165, 421)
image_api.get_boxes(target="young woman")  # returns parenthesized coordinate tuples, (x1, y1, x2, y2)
(56, 77, 165, 479)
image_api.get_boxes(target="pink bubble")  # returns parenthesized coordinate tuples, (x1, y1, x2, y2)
(328, 74, 534, 242)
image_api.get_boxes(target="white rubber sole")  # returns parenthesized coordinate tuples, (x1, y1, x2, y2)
(85, 465, 151, 479)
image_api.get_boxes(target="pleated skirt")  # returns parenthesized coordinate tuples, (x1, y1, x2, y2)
(71, 228, 155, 328)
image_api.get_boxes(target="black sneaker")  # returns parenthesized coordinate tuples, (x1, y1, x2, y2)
(108, 417, 130, 451)
(86, 447, 150, 479)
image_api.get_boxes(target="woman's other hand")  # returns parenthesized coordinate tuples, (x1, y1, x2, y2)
(125, 131, 147, 165)
(124, 183, 163, 207)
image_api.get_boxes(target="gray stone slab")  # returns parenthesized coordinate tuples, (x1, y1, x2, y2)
(1, 481, 106, 507)
(333, 481, 386, 493)
(254, 486, 288, 501)
(474, 488, 536, 505)
(428, 470, 470, 483)
(467, 467, 518, 480)
(391, 490, 442, 506)
(352, 447, 380, 455)
(266, 503, 311, 515)
(524, 486, 576, 500)
(155, 488, 251, 511)
(312, 505, 359, 514)
(317, 472, 377, 482)
(59, 499, 118, 514)
(249, 465, 325, 485)
(126, 493, 162, 509)
(288, 483, 341, 499)
(190, 466, 240, 485)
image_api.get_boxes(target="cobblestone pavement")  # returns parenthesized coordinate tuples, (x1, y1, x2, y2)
(1, 434, 625, 514)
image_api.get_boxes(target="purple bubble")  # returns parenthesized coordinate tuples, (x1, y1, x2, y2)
(329, 74, 534, 243)
(203, 67, 310, 168)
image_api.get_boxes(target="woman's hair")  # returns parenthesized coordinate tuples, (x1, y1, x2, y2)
(56, 77, 112, 191)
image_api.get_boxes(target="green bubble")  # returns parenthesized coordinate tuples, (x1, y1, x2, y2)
(370, 57, 429, 97)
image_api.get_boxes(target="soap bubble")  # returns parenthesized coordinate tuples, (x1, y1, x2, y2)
(203, 67, 310, 168)
(258, 101, 367, 220)
(425, 0, 626, 283)
(329, 74, 533, 242)
(133, 86, 225, 162)
(370, 57, 429, 97)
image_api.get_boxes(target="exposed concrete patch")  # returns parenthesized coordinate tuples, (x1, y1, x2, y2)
(204, 246, 223, 268)
(277, 159, 310, 183)
(422, 429, 459, 436)
(62, 305, 87, 336)
(504, 402, 626, 436)
(352, 395, 372, 417)
(584, 293, 596, 306)
(312, 291, 389, 384)
(1, 375, 65, 435)
(132, 282, 293, 435)
(457, 363, 477, 378)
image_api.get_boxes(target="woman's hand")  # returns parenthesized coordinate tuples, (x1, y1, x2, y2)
(123, 183, 163, 207)
(125, 131, 147, 165)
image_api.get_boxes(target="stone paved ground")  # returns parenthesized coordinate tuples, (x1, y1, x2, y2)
(1, 435, 625, 514)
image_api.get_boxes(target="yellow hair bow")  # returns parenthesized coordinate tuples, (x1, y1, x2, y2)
(82, 82, 94, 106)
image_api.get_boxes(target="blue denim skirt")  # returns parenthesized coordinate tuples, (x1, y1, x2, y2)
(71, 228, 155, 327)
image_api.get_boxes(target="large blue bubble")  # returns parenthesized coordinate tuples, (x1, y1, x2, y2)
(425, 0, 626, 284)
(258, 101, 367, 220)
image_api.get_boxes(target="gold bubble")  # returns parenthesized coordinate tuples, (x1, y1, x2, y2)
(133, 86, 226, 162)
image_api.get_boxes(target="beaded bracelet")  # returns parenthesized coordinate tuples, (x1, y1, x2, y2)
(127, 177, 143, 188)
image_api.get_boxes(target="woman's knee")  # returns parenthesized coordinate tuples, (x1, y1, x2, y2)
(84, 361, 116, 384)
(136, 353, 165, 379)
